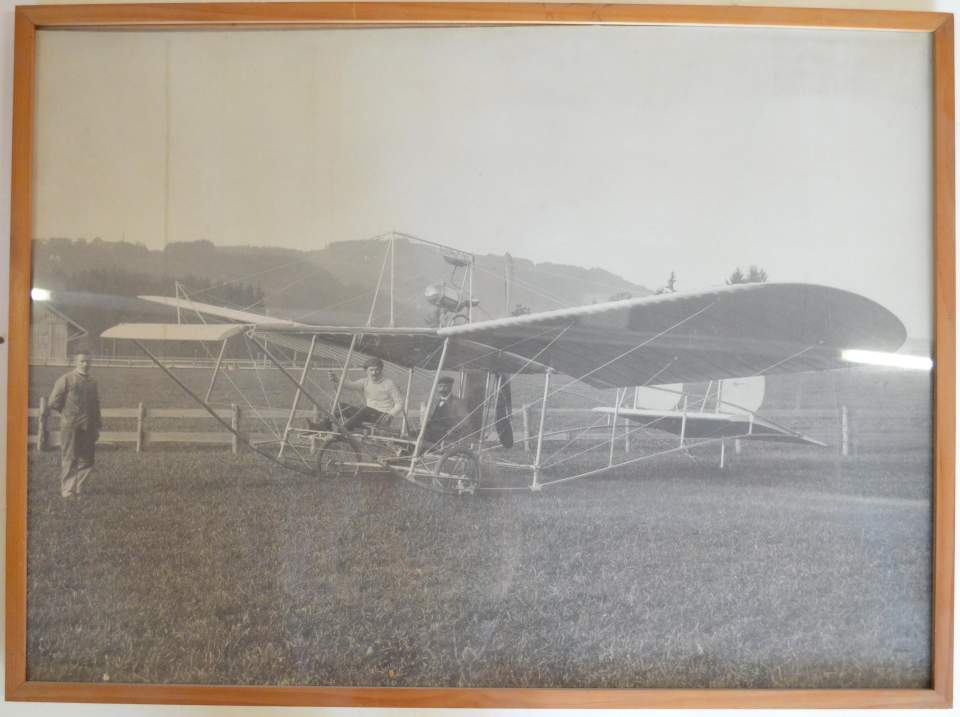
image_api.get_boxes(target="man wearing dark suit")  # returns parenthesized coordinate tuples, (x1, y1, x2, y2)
(423, 375, 467, 449)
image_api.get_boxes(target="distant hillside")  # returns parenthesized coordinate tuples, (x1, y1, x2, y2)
(308, 237, 650, 326)
(32, 236, 651, 336)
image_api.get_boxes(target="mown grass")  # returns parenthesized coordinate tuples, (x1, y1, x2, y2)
(25, 364, 933, 688)
(27, 449, 931, 688)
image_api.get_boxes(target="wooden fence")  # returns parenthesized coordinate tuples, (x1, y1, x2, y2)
(28, 402, 603, 453)
(27, 400, 855, 455)
(31, 398, 255, 452)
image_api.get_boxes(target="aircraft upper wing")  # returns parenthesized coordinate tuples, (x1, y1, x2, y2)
(138, 295, 302, 328)
(127, 283, 907, 387)
(436, 283, 908, 388)
(257, 327, 547, 374)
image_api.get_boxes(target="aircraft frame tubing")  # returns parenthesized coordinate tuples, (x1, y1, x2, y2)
(530, 368, 552, 491)
(536, 434, 730, 489)
(479, 373, 740, 491)
(278, 334, 318, 459)
(408, 337, 451, 478)
(216, 319, 815, 490)
(479, 431, 732, 491)
(129, 339, 318, 477)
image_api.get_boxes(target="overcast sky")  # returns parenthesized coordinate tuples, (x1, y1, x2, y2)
(33, 25, 933, 336)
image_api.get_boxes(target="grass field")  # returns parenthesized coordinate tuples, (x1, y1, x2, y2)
(24, 364, 933, 688)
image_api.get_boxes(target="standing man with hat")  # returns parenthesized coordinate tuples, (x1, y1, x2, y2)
(47, 349, 102, 499)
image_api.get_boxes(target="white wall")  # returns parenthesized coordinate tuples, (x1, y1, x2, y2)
(0, 1, 955, 717)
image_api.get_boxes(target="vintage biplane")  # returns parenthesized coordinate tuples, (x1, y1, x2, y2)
(101, 234, 908, 495)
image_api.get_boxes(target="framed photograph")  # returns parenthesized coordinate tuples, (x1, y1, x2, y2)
(5, 2, 955, 709)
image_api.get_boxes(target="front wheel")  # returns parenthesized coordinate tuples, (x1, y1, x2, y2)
(317, 436, 360, 478)
(432, 446, 480, 495)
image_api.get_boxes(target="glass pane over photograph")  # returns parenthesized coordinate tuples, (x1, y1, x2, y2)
(26, 24, 934, 688)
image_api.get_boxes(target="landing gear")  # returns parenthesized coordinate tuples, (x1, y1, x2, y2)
(316, 436, 360, 478)
(431, 446, 480, 495)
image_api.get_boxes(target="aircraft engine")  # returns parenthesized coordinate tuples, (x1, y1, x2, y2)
(424, 282, 466, 312)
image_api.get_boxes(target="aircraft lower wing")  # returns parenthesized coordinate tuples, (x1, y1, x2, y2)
(116, 282, 907, 388)
(593, 407, 826, 446)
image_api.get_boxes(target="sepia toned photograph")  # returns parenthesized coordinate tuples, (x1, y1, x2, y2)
(18, 18, 938, 694)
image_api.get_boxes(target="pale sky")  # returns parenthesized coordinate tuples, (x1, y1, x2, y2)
(33, 25, 933, 335)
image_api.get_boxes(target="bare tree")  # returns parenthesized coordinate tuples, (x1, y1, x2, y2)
(726, 265, 767, 285)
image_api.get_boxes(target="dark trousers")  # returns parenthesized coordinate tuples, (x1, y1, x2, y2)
(342, 406, 388, 431)
(423, 422, 453, 446)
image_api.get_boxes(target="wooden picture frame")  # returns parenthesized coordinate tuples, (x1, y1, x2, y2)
(5, 2, 955, 708)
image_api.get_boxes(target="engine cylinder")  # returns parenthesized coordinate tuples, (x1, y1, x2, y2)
(424, 282, 464, 312)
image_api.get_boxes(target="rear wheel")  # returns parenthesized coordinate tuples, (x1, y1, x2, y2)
(317, 436, 360, 478)
(432, 446, 480, 495)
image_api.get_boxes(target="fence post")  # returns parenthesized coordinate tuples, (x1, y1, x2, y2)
(136, 402, 145, 453)
(37, 397, 47, 452)
(231, 404, 240, 454)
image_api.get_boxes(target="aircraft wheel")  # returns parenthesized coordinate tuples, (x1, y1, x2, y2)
(317, 436, 360, 478)
(432, 446, 480, 495)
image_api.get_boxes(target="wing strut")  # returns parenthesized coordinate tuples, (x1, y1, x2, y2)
(129, 340, 315, 477)
(204, 338, 229, 403)
(245, 333, 329, 416)
(243, 332, 349, 459)
(408, 338, 451, 477)
(278, 335, 318, 459)
(330, 334, 359, 419)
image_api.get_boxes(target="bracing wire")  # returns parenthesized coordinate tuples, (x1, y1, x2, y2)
(427, 324, 574, 447)
(131, 340, 317, 478)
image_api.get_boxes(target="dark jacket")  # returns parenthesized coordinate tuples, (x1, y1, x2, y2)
(426, 395, 467, 441)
